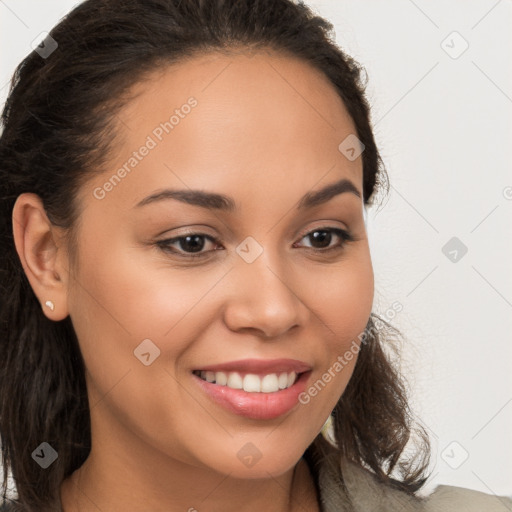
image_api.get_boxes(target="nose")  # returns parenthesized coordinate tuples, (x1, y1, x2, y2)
(222, 253, 307, 339)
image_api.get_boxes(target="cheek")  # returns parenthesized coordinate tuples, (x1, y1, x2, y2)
(308, 248, 374, 344)
(66, 246, 219, 457)
(295, 250, 373, 416)
(66, 242, 234, 387)
(70, 240, 224, 335)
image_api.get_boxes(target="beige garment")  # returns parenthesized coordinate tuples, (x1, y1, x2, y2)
(317, 452, 512, 512)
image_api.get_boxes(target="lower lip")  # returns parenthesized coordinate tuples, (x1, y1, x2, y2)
(192, 371, 311, 420)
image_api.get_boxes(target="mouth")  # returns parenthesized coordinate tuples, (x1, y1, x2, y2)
(190, 358, 312, 420)
(191, 367, 312, 420)
(192, 369, 302, 393)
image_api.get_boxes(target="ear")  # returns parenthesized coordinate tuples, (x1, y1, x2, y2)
(12, 193, 70, 321)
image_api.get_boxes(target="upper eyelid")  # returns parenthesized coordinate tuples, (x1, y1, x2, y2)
(160, 219, 350, 240)
(295, 224, 349, 240)
(159, 225, 350, 249)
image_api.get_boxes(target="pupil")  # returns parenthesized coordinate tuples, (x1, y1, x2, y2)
(311, 230, 331, 248)
(181, 235, 204, 253)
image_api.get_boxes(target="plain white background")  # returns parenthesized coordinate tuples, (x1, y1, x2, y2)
(1, 0, 511, 499)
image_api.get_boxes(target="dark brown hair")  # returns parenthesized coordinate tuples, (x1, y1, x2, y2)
(0, 0, 431, 510)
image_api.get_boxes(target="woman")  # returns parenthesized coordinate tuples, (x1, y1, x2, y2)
(0, 1, 510, 511)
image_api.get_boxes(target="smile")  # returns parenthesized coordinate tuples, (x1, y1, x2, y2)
(192, 369, 312, 420)
(192, 370, 299, 393)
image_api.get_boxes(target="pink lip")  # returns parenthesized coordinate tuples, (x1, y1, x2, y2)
(192, 370, 312, 420)
(193, 358, 312, 376)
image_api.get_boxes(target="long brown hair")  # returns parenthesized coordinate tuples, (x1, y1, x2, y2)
(0, 1, 430, 510)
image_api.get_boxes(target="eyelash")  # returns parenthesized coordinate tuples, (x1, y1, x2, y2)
(155, 226, 355, 260)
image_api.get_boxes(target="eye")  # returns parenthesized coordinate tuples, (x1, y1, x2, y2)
(156, 232, 221, 259)
(155, 226, 355, 260)
(293, 226, 355, 253)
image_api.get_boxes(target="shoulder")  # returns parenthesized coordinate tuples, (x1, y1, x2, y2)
(423, 484, 512, 512)
(316, 452, 424, 511)
(315, 452, 512, 512)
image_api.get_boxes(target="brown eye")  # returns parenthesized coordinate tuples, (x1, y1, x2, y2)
(293, 227, 354, 252)
(155, 226, 355, 261)
(156, 233, 221, 259)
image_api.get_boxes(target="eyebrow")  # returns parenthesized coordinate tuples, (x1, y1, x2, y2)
(134, 177, 361, 211)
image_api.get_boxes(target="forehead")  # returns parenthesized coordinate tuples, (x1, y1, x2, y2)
(83, 50, 363, 212)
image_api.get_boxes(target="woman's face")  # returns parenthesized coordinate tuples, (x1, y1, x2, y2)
(66, 50, 374, 478)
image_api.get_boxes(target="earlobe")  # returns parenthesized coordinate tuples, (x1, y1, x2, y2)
(12, 192, 70, 321)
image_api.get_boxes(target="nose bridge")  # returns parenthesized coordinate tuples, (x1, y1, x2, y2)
(223, 240, 305, 338)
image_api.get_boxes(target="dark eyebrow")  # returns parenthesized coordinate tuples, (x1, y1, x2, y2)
(134, 178, 361, 211)
(134, 188, 237, 211)
(297, 178, 361, 209)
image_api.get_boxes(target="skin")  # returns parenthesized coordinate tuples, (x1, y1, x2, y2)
(12, 50, 374, 511)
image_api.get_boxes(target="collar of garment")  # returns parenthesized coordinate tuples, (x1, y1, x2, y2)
(316, 451, 512, 512)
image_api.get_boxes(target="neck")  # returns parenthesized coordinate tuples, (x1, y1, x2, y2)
(60, 442, 320, 512)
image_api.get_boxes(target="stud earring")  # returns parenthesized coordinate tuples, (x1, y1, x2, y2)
(44, 300, 55, 311)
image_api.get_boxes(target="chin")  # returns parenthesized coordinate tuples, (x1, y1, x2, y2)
(194, 440, 306, 480)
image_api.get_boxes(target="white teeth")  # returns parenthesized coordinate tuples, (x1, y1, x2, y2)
(243, 374, 261, 392)
(197, 370, 299, 393)
(261, 374, 279, 392)
(216, 371, 228, 386)
(227, 372, 243, 389)
(278, 372, 288, 389)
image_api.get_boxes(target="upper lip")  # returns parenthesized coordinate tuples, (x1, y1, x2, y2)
(193, 358, 312, 374)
